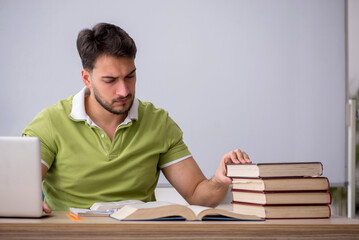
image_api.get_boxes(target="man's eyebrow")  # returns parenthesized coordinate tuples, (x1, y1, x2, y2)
(101, 75, 117, 79)
(101, 68, 136, 79)
(126, 68, 137, 76)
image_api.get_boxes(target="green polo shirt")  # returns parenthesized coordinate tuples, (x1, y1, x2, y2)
(22, 88, 191, 211)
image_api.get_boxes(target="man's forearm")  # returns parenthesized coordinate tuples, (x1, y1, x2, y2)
(188, 177, 230, 207)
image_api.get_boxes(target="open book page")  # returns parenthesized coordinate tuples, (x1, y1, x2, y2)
(70, 207, 115, 217)
(70, 200, 145, 217)
(110, 201, 196, 220)
(90, 200, 144, 210)
(187, 205, 262, 221)
(186, 205, 210, 216)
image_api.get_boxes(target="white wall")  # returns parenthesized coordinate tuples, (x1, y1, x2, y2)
(0, 0, 346, 185)
(348, 0, 359, 97)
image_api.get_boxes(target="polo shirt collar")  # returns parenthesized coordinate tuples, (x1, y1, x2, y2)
(70, 87, 139, 127)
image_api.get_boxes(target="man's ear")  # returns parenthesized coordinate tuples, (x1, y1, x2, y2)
(81, 69, 92, 88)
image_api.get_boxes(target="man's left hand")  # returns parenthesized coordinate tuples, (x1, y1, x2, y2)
(213, 149, 251, 184)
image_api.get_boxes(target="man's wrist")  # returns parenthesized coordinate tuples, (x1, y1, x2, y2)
(210, 175, 230, 189)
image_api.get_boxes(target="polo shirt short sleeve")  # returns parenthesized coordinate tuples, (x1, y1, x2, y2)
(22, 91, 191, 210)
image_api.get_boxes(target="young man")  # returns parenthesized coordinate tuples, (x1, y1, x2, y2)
(23, 23, 251, 213)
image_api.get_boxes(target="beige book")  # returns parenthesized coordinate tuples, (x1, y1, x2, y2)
(231, 190, 332, 205)
(232, 177, 329, 191)
(227, 162, 323, 178)
(232, 202, 331, 219)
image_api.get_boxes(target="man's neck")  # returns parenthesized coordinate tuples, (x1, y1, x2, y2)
(84, 92, 127, 140)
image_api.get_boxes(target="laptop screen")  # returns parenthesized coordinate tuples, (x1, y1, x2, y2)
(0, 137, 43, 217)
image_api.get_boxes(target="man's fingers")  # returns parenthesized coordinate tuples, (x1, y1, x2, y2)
(42, 201, 52, 213)
(238, 150, 251, 163)
(231, 149, 251, 164)
(217, 148, 252, 184)
(221, 148, 252, 171)
(230, 151, 241, 164)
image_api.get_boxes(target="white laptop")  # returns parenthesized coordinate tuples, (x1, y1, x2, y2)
(0, 136, 44, 217)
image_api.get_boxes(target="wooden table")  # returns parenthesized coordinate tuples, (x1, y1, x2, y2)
(1, 212, 359, 239)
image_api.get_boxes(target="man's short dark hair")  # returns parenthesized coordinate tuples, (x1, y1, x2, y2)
(76, 23, 137, 71)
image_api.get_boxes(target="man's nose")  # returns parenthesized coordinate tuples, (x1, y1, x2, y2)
(115, 80, 129, 97)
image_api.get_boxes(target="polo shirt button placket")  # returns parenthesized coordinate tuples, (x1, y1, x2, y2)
(100, 133, 113, 155)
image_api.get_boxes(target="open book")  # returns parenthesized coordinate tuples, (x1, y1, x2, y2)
(70, 200, 144, 217)
(110, 201, 262, 221)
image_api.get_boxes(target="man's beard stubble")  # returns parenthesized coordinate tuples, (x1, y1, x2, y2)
(93, 87, 134, 115)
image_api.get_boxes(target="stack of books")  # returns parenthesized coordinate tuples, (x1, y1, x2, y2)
(226, 162, 331, 219)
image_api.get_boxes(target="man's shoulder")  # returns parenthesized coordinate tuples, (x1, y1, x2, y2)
(22, 94, 76, 137)
(138, 100, 169, 118)
(34, 95, 75, 121)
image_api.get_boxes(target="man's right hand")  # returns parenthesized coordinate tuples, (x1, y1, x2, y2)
(41, 163, 51, 213)
(43, 201, 52, 213)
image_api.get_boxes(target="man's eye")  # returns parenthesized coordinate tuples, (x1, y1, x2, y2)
(104, 80, 115, 83)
